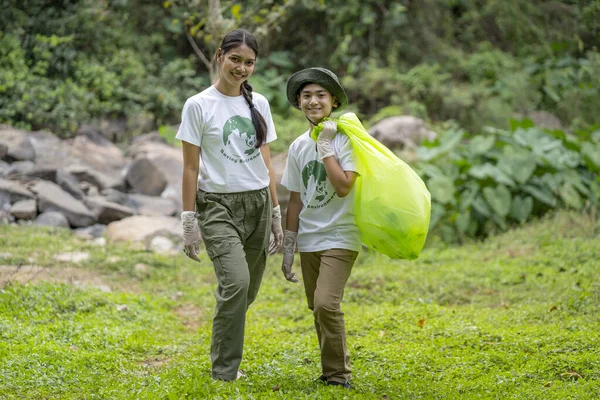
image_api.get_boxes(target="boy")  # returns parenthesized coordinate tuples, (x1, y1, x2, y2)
(281, 67, 361, 389)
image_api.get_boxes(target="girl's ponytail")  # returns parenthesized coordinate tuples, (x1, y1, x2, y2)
(241, 81, 267, 148)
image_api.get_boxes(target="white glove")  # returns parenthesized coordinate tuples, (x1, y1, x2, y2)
(316, 120, 337, 159)
(281, 230, 299, 282)
(181, 211, 201, 263)
(269, 205, 284, 254)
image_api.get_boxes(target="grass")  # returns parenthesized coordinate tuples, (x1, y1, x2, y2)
(0, 211, 599, 399)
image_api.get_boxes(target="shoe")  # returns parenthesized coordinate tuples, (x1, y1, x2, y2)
(316, 375, 327, 383)
(236, 370, 246, 380)
(327, 380, 352, 389)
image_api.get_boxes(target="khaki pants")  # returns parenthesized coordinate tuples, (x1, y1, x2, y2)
(196, 188, 271, 381)
(300, 248, 358, 384)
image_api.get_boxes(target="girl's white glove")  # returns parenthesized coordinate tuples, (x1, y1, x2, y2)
(281, 230, 299, 283)
(269, 205, 284, 254)
(316, 120, 337, 159)
(181, 211, 201, 263)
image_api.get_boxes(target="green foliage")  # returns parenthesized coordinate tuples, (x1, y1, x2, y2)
(417, 121, 600, 242)
(0, 212, 599, 398)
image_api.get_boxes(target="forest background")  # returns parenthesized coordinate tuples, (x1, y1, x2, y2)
(1, 0, 600, 240)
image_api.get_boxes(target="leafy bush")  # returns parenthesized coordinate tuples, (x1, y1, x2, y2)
(416, 120, 600, 242)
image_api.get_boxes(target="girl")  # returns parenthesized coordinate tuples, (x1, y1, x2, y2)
(176, 29, 283, 381)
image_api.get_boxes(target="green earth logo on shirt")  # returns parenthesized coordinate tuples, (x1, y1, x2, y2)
(302, 160, 335, 208)
(221, 115, 260, 163)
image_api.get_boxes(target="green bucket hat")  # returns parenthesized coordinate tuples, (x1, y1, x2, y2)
(286, 67, 348, 112)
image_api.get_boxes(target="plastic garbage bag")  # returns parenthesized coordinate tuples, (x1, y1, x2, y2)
(312, 113, 431, 259)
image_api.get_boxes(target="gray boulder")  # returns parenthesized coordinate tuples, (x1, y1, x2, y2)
(84, 196, 135, 224)
(0, 178, 35, 204)
(368, 116, 437, 150)
(30, 180, 96, 227)
(0, 127, 36, 162)
(34, 211, 70, 228)
(124, 157, 168, 196)
(10, 199, 37, 220)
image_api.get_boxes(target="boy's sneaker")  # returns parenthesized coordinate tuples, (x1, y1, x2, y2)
(236, 370, 246, 380)
(327, 380, 352, 389)
(316, 375, 327, 383)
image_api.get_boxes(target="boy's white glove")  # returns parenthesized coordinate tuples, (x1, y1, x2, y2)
(269, 205, 284, 254)
(316, 120, 337, 159)
(181, 211, 201, 263)
(281, 230, 299, 283)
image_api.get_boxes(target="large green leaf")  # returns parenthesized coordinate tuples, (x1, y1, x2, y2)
(428, 177, 455, 205)
(472, 195, 491, 217)
(559, 183, 583, 209)
(455, 211, 471, 233)
(510, 195, 533, 223)
(499, 154, 537, 184)
(468, 135, 496, 155)
(459, 182, 480, 211)
(522, 184, 555, 206)
(469, 163, 515, 187)
(581, 142, 600, 172)
(483, 185, 512, 217)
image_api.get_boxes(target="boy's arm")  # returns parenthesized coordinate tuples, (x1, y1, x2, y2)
(285, 191, 302, 232)
(317, 120, 358, 197)
(322, 157, 358, 198)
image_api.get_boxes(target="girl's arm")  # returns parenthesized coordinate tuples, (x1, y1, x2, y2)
(181, 141, 200, 211)
(260, 143, 279, 207)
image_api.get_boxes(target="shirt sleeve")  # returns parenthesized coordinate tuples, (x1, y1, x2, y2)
(281, 148, 302, 192)
(175, 98, 204, 147)
(334, 133, 358, 173)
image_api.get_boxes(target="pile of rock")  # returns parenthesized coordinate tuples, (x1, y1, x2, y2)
(0, 125, 184, 253)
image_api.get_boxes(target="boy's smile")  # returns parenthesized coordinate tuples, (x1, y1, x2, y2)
(298, 83, 338, 124)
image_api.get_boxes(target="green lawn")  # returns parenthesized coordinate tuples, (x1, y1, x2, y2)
(1, 211, 599, 399)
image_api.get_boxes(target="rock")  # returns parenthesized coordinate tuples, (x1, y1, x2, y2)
(527, 111, 564, 131)
(0, 143, 7, 159)
(124, 157, 168, 196)
(134, 263, 152, 278)
(5, 161, 35, 176)
(33, 211, 70, 228)
(368, 116, 437, 150)
(74, 224, 107, 239)
(54, 252, 90, 262)
(10, 199, 37, 220)
(0, 178, 35, 204)
(105, 215, 182, 244)
(66, 165, 125, 192)
(149, 236, 175, 253)
(66, 130, 127, 175)
(127, 141, 182, 205)
(24, 167, 85, 200)
(31, 181, 97, 227)
(92, 237, 106, 247)
(129, 131, 168, 145)
(100, 188, 178, 217)
(0, 127, 36, 162)
(84, 196, 136, 224)
(0, 160, 9, 177)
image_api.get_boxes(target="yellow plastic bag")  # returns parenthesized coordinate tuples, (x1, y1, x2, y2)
(312, 113, 431, 259)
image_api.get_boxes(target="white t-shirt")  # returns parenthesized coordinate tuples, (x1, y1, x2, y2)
(176, 85, 277, 193)
(282, 131, 362, 252)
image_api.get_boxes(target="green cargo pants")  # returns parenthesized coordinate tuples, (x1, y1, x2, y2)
(300, 248, 359, 384)
(196, 187, 271, 381)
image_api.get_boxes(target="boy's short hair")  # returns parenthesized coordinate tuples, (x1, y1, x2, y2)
(286, 67, 348, 112)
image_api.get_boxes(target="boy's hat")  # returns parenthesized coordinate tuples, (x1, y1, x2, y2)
(286, 67, 348, 112)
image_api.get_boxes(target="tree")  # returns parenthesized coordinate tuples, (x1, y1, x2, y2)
(164, 0, 297, 82)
